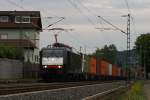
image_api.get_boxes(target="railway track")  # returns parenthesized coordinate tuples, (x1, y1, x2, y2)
(0, 81, 122, 95)
(83, 84, 130, 100)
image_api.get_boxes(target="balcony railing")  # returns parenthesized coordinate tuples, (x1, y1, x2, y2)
(0, 39, 36, 48)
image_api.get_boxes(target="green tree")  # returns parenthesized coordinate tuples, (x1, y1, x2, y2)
(135, 33, 150, 79)
(92, 44, 117, 64)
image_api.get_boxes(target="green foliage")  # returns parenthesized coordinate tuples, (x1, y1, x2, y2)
(135, 33, 150, 56)
(135, 33, 150, 78)
(92, 44, 117, 64)
(125, 81, 147, 100)
(0, 46, 6, 58)
(0, 46, 24, 60)
(118, 81, 147, 100)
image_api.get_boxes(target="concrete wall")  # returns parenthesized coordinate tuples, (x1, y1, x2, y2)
(0, 58, 23, 79)
(23, 62, 40, 79)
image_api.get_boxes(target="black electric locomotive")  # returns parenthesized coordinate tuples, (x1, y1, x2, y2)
(40, 43, 82, 81)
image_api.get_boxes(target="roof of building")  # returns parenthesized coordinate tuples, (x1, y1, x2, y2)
(0, 11, 42, 31)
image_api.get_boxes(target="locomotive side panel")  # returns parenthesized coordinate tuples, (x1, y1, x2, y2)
(66, 51, 82, 74)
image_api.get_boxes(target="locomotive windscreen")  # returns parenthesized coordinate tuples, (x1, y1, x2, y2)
(42, 49, 64, 65)
(42, 49, 63, 57)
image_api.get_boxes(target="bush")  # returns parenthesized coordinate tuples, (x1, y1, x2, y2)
(124, 81, 147, 100)
(0, 46, 6, 58)
(0, 46, 24, 60)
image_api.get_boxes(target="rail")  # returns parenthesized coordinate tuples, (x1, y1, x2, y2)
(0, 81, 123, 95)
(83, 84, 130, 100)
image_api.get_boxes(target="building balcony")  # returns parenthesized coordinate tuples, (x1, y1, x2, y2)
(0, 39, 37, 49)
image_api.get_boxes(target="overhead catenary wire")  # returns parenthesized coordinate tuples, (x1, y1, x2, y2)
(76, 0, 125, 33)
(75, 0, 105, 30)
(57, 19, 100, 53)
(76, 0, 125, 34)
(131, 17, 137, 35)
(77, 0, 129, 50)
(53, 21, 90, 52)
(6, 0, 27, 10)
(124, 0, 131, 13)
(123, 0, 137, 36)
(75, 0, 97, 16)
(69, 0, 130, 51)
(66, 0, 107, 52)
(5, 0, 65, 30)
(5, 0, 109, 49)
(67, 0, 96, 28)
(5, 0, 127, 52)
(4, 0, 84, 52)
(97, 15, 127, 50)
(71, 0, 118, 48)
(45, 17, 65, 29)
(98, 16, 126, 35)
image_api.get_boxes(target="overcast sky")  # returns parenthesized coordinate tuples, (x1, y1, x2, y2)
(0, 0, 150, 53)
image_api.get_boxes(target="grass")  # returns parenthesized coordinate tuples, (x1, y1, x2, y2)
(118, 81, 147, 100)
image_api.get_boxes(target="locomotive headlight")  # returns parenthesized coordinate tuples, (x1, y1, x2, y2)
(58, 66, 62, 69)
(43, 65, 47, 68)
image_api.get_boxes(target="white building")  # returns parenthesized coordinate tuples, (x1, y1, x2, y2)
(0, 11, 42, 64)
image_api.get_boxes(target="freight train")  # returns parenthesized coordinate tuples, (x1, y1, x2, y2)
(40, 43, 127, 81)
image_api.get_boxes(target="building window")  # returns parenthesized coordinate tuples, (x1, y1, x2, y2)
(32, 54, 34, 61)
(37, 56, 39, 62)
(15, 16, 30, 23)
(0, 34, 8, 39)
(0, 16, 9, 22)
(35, 55, 39, 62)
(34, 55, 36, 62)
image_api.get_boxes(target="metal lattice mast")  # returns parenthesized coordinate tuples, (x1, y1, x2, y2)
(127, 14, 131, 58)
(127, 14, 131, 80)
(127, 14, 131, 66)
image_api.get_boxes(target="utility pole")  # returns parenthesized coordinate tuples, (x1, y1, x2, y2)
(126, 14, 131, 81)
(127, 14, 131, 54)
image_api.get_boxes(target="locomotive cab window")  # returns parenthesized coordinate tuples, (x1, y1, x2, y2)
(42, 49, 64, 65)
(42, 49, 63, 57)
